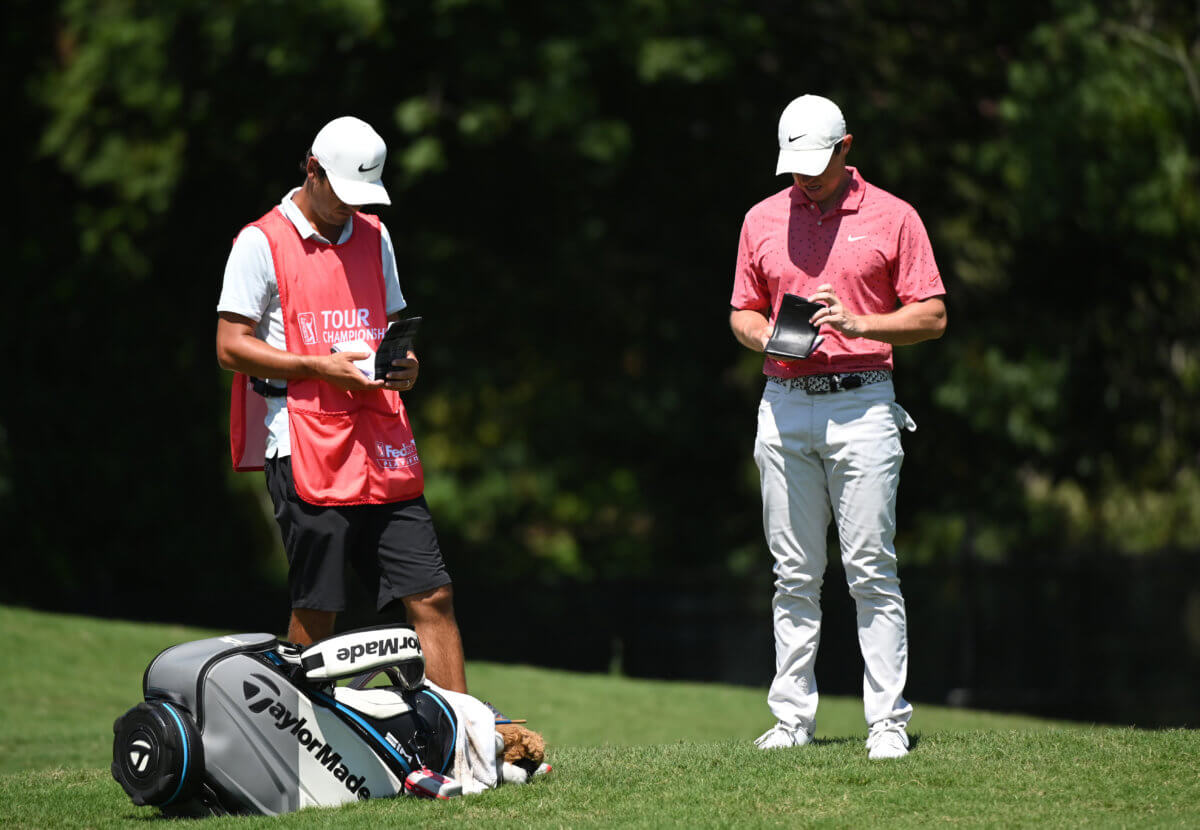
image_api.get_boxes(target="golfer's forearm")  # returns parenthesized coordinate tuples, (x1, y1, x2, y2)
(730, 308, 771, 352)
(855, 298, 947, 346)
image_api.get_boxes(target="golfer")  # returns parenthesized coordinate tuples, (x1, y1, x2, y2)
(729, 95, 946, 759)
(216, 115, 466, 693)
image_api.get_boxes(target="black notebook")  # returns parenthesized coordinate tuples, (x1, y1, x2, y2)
(764, 294, 823, 360)
(375, 317, 423, 381)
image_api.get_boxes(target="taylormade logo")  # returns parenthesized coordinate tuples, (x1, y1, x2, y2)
(336, 635, 421, 665)
(242, 678, 371, 800)
(129, 738, 152, 773)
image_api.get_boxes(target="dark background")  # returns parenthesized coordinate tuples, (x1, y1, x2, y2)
(3, 0, 1198, 727)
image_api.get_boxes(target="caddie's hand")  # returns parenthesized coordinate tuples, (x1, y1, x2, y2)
(322, 352, 385, 391)
(809, 284, 864, 337)
(384, 350, 419, 392)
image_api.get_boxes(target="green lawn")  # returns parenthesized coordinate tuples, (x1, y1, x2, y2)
(1, 604, 1197, 828)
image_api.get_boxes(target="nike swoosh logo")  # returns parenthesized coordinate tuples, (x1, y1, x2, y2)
(358, 162, 380, 173)
(848, 235, 867, 242)
(788, 133, 807, 142)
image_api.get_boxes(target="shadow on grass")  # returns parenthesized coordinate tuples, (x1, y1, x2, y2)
(812, 736, 858, 747)
(812, 733, 921, 751)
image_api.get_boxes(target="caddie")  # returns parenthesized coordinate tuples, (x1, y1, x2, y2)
(729, 94, 947, 759)
(216, 115, 466, 693)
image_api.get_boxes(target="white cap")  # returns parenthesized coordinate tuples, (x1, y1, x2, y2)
(774, 95, 847, 176)
(310, 116, 391, 206)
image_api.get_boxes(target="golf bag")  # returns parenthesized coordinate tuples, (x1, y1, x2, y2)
(111, 624, 458, 816)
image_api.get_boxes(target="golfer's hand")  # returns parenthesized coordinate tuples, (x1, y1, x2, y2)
(809, 284, 864, 338)
(758, 325, 773, 352)
(760, 322, 799, 363)
(763, 324, 826, 362)
(321, 352, 385, 391)
(383, 350, 419, 392)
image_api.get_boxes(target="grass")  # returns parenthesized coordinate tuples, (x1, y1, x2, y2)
(1, 604, 1197, 828)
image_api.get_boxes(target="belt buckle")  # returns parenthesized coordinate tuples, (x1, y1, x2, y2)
(820, 373, 863, 394)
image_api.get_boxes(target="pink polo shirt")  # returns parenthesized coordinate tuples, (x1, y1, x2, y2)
(731, 167, 944, 377)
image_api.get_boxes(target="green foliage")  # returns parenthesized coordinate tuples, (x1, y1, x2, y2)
(638, 37, 733, 83)
(918, 0, 1200, 561)
(935, 347, 1067, 455)
(4, 0, 1199, 631)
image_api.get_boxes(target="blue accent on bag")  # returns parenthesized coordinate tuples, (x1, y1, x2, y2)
(310, 690, 413, 774)
(420, 690, 457, 773)
(159, 703, 189, 805)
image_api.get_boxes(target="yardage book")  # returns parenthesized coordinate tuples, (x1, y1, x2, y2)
(764, 294, 824, 360)
(374, 317, 422, 381)
(328, 317, 423, 381)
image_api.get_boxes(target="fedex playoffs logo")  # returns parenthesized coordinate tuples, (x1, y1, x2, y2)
(375, 440, 419, 470)
(295, 308, 388, 346)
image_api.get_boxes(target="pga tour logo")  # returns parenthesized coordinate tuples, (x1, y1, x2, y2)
(296, 308, 381, 347)
(374, 441, 419, 469)
(297, 312, 318, 346)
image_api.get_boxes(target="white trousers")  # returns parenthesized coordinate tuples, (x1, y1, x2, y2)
(754, 377, 916, 733)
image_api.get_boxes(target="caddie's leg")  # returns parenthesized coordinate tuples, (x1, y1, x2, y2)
(402, 585, 467, 693)
(755, 383, 832, 736)
(265, 457, 351, 646)
(288, 608, 336, 646)
(822, 381, 913, 728)
(363, 494, 465, 692)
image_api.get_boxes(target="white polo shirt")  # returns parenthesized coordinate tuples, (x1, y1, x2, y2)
(217, 188, 406, 458)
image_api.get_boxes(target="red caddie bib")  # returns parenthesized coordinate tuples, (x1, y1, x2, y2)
(228, 207, 424, 505)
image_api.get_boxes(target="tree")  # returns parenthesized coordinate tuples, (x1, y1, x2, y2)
(927, 0, 1200, 558)
(5, 0, 1197, 634)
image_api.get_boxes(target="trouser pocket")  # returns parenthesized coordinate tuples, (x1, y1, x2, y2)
(890, 401, 917, 432)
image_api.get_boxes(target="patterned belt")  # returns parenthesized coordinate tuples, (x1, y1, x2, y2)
(766, 370, 891, 394)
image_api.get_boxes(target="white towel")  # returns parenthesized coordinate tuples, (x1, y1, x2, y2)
(425, 683, 500, 795)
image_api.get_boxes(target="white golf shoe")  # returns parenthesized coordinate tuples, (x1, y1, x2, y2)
(754, 723, 813, 750)
(866, 721, 910, 759)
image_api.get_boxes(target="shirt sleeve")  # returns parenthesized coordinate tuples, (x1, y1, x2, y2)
(893, 209, 945, 304)
(380, 222, 407, 316)
(217, 225, 274, 322)
(730, 214, 771, 312)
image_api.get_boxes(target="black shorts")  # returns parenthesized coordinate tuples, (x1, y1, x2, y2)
(265, 456, 451, 613)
